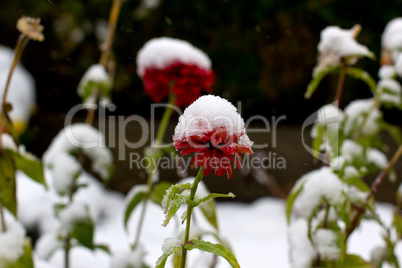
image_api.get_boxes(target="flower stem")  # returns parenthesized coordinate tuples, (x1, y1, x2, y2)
(133, 90, 176, 248)
(85, 0, 122, 126)
(366, 145, 402, 201)
(155, 88, 176, 146)
(64, 236, 71, 268)
(0, 34, 30, 153)
(345, 145, 402, 241)
(0, 205, 7, 232)
(334, 61, 346, 107)
(181, 166, 204, 268)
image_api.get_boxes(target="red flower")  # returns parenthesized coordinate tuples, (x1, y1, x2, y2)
(173, 95, 253, 178)
(142, 62, 215, 107)
(174, 126, 252, 178)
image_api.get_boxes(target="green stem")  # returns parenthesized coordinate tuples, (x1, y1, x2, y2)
(64, 236, 71, 268)
(155, 88, 176, 146)
(0, 34, 29, 154)
(133, 88, 176, 247)
(181, 166, 204, 268)
(334, 62, 346, 107)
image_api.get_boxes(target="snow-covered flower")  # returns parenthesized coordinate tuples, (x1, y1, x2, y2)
(173, 95, 253, 178)
(382, 17, 402, 64)
(313, 25, 372, 76)
(77, 64, 112, 106)
(136, 37, 215, 106)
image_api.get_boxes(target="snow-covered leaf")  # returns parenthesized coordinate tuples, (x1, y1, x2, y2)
(155, 237, 182, 268)
(162, 183, 192, 213)
(305, 65, 340, 99)
(0, 150, 17, 216)
(150, 182, 172, 206)
(59, 203, 94, 250)
(10, 151, 46, 189)
(124, 185, 147, 230)
(185, 239, 240, 268)
(163, 190, 189, 227)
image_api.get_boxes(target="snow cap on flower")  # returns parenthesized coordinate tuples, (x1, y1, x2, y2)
(173, 95, 253, 178)
(137, 37, 211, 76)
(136, 37, 214, 106)
(314, 25, 372, 76)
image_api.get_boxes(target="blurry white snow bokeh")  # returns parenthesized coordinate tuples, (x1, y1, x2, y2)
(16, 171, 402, 268)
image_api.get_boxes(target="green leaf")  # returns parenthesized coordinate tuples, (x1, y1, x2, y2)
(343, 254, 375, 267)
(199, 200, 219, 230)
(150, 182, 172, 206)
(70, 210, 94, 250)
(305, 65, 340, 99)
(124, 186, 147, 230)
(312, 124, 324, 159)
(185, 240, 240, 268)
(393, 211, 402, 239)
(95, 244, 111, 254)
(379, 121, 402, 145)
(0, 150, 17, 216)
(286, 179, 306, 223)
(4, 238, 34, 268)
(10, 151, 47, 189)
(345, 67, 377, 94)
(171, 251, 181, 268)
(195, 193, 235, 207)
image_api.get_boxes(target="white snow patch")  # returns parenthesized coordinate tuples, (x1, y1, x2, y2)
(136, 37, 212, 77)
(314, 25, 371, 75)
(378, 65, 396, 79)
(288, 218, 316, 268)
(382, 18, 402, 53)
(314, 229, 340, 261)
(293, 167, 344, 219)
(378, 78, 401, 94)
(367, 148, 388, 169)
(0, 211, 26, 264)
(0, 45, 36, 125)
(1, 133, 17, 151)
(35, 230, 63, 260)
(43, 123, 113, 181)
(110, 245, 147, 268)
(344, 99, 381, 136)
(340, 139, 363, 162)
(156, 237, 182, 266)
(59, 202, 91, 232)
(51, 153, 81, 196)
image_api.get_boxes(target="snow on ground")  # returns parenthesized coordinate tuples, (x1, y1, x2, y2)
(16, 172, 402, 268)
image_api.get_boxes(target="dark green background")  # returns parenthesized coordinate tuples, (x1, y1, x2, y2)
(0, 0, 401, 201)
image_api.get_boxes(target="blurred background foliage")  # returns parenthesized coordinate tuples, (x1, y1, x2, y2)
(0, 0, 401, 200)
